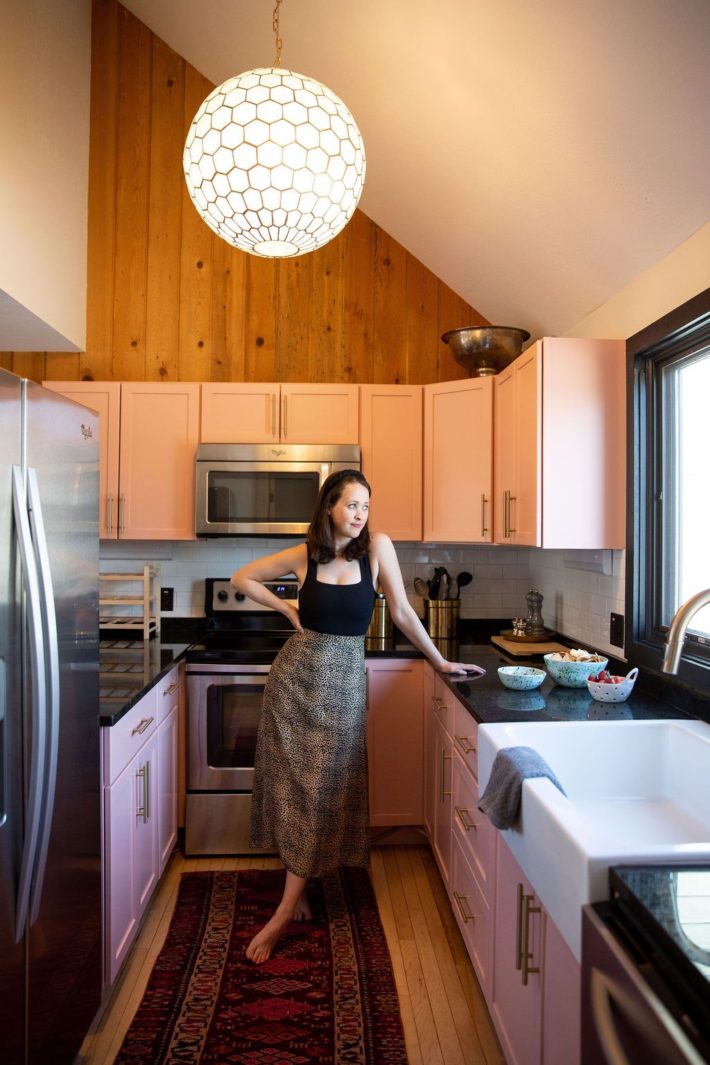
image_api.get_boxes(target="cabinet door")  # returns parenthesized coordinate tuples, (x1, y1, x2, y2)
(433, 717, 453, 886)
(513, 345, 542, 546)
(133, 731, 158, 916)
(491, 836, 543, 1065)
(280, 383, 359, 444)
(42, 381, 121, 538)
(157, 707, 178, 876)
(541, 912, 581, 1065)
(451, 830, 494, 997)
(119, 383, 200, 539)
(493, 365, 516, 544)
(200, 383, 278, 443)
(105, 759, 137, 984)
(424, 378, 493, 542)
(422, 664, 436, 838)
(366, 660, 423, 826)
(360, 385, 422, 540)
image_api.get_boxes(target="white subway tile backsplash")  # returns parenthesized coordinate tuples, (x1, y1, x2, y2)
(100, 538, 626, 650)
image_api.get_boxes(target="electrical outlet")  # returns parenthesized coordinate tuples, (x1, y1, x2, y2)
(160, 587, 174, 611)
(609, 612, 624, 648)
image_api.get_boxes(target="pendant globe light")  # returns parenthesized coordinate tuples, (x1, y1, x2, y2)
(183, 0, 366, 258)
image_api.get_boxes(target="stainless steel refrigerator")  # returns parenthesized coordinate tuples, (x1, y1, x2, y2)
(0, 368, 101, 1064)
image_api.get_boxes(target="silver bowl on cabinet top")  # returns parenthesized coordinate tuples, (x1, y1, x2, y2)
(441, 325, 531, 377)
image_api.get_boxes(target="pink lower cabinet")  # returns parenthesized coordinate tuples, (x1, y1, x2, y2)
(491, 835, 581, 1065)
(102, 675, 180, 986)
(433, 716, 453, 885)
(366, 660, 423, 826)
(422, 664, 436, 838)
(155, 665, 181, 874)
(102, 689, 159, 985)
(451, 831, 494, 996)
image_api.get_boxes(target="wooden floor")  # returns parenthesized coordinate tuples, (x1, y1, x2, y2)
(77, 844, 505, 1065)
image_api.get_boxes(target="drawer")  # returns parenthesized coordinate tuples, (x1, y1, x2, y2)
(156, 663, 182, 724)
(451, 830, 493, 997)
(452, 750, 495, 898)
(452, 697, 478, 779)
(102, 687, 158, 786)
(431, 674, 454, 736)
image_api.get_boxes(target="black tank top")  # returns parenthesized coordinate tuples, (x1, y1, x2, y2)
(298, 553, 376, 636)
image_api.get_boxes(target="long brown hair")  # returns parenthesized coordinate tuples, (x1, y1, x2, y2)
(307, 469, 372, 562)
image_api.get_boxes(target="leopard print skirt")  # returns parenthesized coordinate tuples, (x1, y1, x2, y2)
(249, 629, 370, 878)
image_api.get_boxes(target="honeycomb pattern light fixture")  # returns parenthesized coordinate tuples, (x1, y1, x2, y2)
(183, 0, 365, 258)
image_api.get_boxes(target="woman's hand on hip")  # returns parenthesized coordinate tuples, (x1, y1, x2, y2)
(284, 604, 304, 633)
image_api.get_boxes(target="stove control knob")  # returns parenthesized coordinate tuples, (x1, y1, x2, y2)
(235, 592, 246, 602)
(217, 590, 229, 602)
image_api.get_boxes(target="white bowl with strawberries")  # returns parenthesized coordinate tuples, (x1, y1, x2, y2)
(586, 666, 639, 703)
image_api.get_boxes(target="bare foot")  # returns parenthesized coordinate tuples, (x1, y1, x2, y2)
(246, 906, 293, 964)
(293, 893, 312, 921)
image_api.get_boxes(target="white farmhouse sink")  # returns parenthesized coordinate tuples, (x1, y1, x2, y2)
(477, 718, 710, 962)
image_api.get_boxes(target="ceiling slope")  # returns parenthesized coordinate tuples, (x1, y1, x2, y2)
(119, 0, 710, 338)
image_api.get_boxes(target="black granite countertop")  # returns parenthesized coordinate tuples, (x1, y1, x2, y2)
(100, 627, 702, 727)
(99, 639, 189, 725)
(440, 646, 694, 724)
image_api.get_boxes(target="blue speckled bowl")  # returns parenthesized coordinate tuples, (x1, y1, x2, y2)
(497, 666, 546, 690)
(544, 653, 608, 688)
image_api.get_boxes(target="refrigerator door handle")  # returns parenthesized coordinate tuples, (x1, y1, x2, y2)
(26, 467, 61, 925)
(11, 465, 47, 943)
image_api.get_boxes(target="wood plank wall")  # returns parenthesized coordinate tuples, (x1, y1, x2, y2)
(0, 0, 488, 385)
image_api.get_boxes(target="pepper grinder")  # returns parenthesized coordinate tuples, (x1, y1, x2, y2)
(525, 589, 545, 637)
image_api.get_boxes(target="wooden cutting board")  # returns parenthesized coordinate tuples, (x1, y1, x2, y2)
(491, 635, 569, 657)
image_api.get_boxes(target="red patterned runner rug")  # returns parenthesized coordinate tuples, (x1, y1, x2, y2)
(114, 868, 408, 1064)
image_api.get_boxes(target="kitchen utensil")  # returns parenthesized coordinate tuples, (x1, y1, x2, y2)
(454, 571, 472, 597)
(429, 567, 446, 600)
(440, 326, 531, 377)
(440, 572, 450, 600)
(413, 577, 429, 599)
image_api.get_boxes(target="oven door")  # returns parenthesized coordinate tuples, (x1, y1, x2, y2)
(187, 666, 269, 790)
(196, 460, 330, 536)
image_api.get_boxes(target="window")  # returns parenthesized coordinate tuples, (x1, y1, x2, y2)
(626, 289, 710, 692)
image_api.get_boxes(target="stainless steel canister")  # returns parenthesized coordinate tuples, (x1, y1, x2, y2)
(424, 599, 460, 640)
(367, 592, 393, 640)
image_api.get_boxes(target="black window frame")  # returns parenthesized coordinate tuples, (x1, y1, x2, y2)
(625, 287, 710, 694)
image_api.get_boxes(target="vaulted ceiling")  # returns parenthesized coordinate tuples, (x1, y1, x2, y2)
(120, 0, 709, 339)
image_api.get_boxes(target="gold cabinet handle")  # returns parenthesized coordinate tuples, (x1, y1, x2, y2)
(455, 734, 477, 755)
(163, 681, 179, 697)
(453, 891, 475, 923)
(106, 494, 114, 534)
(271, 393, 277, 437)
(454, 805, 477, 831)
(118, 493, 126, 535)
(481, 493, 488, 537)
(509, 492, 517, 534)
(440, 749, 452, 801)
(131, 715, 154, 737)
(282, 394, 288, 439)
(145, 759, 151, 821)
(515, 885, 541, 982)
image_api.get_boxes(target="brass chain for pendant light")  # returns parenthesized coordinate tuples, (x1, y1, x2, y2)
(272, 0, 284, 67)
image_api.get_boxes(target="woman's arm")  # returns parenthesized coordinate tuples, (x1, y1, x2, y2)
(371, 533, 485, 676)
(231, 543, 308, 631)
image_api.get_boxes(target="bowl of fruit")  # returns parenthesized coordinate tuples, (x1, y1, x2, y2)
(586, 667, 639, 703)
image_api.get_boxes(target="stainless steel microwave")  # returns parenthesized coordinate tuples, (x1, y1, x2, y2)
(195, 443, 361, 536)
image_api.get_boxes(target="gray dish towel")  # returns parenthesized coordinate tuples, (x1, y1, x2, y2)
(478, 746, 566, 830)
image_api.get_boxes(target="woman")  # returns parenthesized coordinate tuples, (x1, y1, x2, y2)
(231, 469, 484, 963)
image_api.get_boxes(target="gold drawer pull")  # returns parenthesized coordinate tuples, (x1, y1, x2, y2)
(455, 734, 477, 754)
(163, 681, 179, 696)
(453, 891, 475, 923)
(440, 749, 452, 801)
(454, 805, 477, 831)
(521, 892, 541, 986)
(131, 716, 154, 736)
(135, 762, 150, 823)
(432, 695, 446, 712)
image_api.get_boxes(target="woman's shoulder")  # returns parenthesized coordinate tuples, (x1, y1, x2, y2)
(369, 531, 395, 558)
